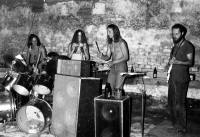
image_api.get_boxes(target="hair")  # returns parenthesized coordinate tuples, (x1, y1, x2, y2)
(47, 52, 59, 58)
(172, 23, 187, 37)
(27, 34, 41, 48)
(107, 24, 121, 44)
(71, 29, 88, 44)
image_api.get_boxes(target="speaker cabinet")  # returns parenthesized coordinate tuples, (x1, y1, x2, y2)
(57, 59, 95, 77)
(94, 95, 130, 137)
(51, 74, 101, 137)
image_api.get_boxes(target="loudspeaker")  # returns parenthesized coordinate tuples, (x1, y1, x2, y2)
(94, 95, 130, 137)
(51, 74, 101, 137)
(57, 59, 95, 77)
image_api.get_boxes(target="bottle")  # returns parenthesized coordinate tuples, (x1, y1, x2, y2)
(104, 82, 112, 99)
(131, 65, 134, 72)
(153, 67, 157, 78)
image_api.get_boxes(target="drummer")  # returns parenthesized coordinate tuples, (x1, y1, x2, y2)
(25, 34, 47, 76)
(41, 52, 59, 79)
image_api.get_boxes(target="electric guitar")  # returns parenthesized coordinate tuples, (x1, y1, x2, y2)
(166, 40, 185, 83)
(167, 61, 172, 83)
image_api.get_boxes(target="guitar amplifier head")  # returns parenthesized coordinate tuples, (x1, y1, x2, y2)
(57, 59, 96, 77)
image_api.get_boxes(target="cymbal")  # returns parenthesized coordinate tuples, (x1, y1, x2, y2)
(3, 54, 26, 72)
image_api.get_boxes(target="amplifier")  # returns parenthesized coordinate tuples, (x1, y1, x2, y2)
(57, 59, 95, 77)
(94, 95, 130, 137)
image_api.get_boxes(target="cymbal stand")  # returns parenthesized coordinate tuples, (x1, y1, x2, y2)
(10, 61, 16, 75)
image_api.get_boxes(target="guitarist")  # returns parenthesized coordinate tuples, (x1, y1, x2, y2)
(26, 34, 47, 76)
(165, 24, 195, 134)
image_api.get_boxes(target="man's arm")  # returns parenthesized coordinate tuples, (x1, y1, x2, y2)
(83, 43, 89, 60)
(171, 52, 194, 66)
(99, 44, 112, 61)
(67, 43, 76, 59)
(40, 45, 47, 62)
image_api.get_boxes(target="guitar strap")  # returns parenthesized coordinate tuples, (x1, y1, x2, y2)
(171, 39, 185, 59)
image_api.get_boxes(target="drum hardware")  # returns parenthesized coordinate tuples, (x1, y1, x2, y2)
(29, 89, 45, 100)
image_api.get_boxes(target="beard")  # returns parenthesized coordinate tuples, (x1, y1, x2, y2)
(173, 35, 183, 44)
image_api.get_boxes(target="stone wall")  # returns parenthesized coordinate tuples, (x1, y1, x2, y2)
(0, 0, 200, 79)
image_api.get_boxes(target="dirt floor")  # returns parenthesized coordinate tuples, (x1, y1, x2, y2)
(129, 93, 200, 137)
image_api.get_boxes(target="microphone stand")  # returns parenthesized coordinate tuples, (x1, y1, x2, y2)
(120, 72, 146, 137)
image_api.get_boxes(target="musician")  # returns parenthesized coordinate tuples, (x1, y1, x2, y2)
(97, 24, 129, 94)
(44, 52, 59, 79)
(165, 23, 195, 134)
(26, 34, 47, 75)
(67, 29, 90, 60)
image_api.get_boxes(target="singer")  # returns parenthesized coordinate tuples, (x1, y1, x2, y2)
(67, 29, 90, 61)
(97, 24, 129, 94)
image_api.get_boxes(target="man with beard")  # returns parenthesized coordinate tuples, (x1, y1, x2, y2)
(165, 23, 195, 134)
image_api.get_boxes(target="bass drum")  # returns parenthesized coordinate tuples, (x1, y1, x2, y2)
(16, 98, 52, 133)
(0, 85, 16, 122)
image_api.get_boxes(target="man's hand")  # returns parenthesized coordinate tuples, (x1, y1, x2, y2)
(164, 64, 170, 72)
(107, 61, 114, 68)
(97, 52, 102, 59)
(170, 57, 179, 65)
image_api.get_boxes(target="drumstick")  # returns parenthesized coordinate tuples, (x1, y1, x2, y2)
(95, 41, 101, 53)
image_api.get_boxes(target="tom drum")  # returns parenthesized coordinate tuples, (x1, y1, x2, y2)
(1, 72, 18, 91)
(13, 74, 33, 96)
(33, 75, 53, 95)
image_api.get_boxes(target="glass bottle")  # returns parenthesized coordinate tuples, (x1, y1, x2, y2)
(104, 82, 111, 99)
(131, 65, 134, 72)
(153, 67, 157, 78)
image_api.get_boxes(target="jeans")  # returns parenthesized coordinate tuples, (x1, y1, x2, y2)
(107, 62, 128, 95)
(168, 79, 189, 131)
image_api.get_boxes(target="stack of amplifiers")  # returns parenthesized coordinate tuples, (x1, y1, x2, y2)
(57, 59, 95, 77)
(51, 74, 101, 137)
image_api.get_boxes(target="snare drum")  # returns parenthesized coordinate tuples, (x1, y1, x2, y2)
(1, 72, 18, 91)
(13, 74, 34, 96)
(33, 75, 53, 95)
(0, 85, 16, 122)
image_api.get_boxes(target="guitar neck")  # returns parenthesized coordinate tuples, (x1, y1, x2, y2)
(35, 53, 41, 68)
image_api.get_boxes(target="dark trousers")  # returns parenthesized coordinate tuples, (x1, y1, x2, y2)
(168, 79, 189, 131)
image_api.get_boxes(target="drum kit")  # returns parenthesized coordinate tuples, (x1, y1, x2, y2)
(0, 54, 53, 133)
